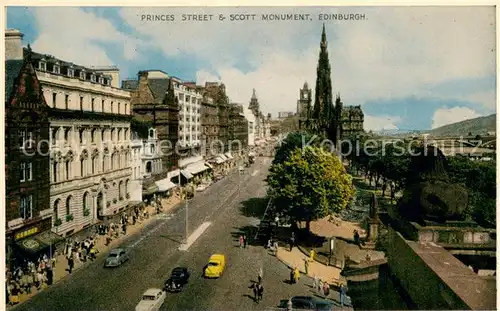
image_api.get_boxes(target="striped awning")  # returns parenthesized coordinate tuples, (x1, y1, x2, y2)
(219, 154, 228, 161)
(205, 162, 213, 169)
(224, 152, 234, 160)
(215, 156, 225, 164)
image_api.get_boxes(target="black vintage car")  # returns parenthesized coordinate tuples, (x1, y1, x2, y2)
(164, 267, 190, 292)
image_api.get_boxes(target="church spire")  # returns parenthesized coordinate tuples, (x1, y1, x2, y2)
(251, 88, 257, 99)
(321, 23, 327, 49)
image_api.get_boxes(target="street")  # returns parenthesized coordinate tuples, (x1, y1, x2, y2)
(13, 157, 319, 311)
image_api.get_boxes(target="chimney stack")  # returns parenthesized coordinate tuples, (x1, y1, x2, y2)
(5, 29, 24, 60)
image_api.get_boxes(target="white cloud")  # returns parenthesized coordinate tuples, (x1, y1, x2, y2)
(30, 7, 140, 67)
(363, 114, 402, 131)
(431, 107, 484, 129)
(195, 70, 220, 86)
(27, 7, 495, 125)
(120, 6, 495, 119)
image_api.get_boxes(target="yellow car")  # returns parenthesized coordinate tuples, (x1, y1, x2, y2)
(204, 254, 225, 278)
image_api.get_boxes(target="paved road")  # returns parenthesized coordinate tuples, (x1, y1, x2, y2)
(14, 157, 323, 311)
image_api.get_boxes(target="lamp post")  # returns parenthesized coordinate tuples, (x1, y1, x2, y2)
(178, 166, 188, 244)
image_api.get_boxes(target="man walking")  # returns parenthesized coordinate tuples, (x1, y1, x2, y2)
(340, 284, 347, 307)
(289, 232, 295, 251)
(257, 283, 264, 301)
(258, 267, 263, 284)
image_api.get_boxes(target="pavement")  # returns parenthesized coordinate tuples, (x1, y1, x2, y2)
(275, 246, 342, 285)
(8, 194, 182, 308)
(10, 157, 349, 311)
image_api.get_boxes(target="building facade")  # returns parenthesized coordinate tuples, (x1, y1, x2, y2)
(125, 70, 180, 172)
(278, 111, 295, 120)
(229, 103, 249, 153)
(204, 82, 230, 152)
(201, 93, 219, 157)
(5, 30, 54, 262)
(244, 107, 256, 146)
(26, 47, 133, 236)
(172, 78, 203, 164)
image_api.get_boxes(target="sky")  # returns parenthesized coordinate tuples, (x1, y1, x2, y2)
(6, 6, 496, 131)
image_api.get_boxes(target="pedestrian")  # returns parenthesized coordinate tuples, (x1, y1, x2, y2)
(243, 235, 247, 248)
(286, 298, 293, 311)
(304, 259, 309, 275)
(293, 267, 300, 284)
(289, 268, 294, 284)
(340, 284, 347, 307)
(122, 223, 127, 235)
(289, 233, 295, 252)
(318, 279, 323, 293)
(323, 281, 330, 297)
(258, 267, 263, 284)
(267, 238, 272, 249)
(9, 283, 20, 306)
(353, 230, 360, 246)
(239, 235, 244, 248)
(250, 282, 258, 301)
(67, 256, 74, 274)
(313, 275, 319, 291)
(257, 283, 264, 301)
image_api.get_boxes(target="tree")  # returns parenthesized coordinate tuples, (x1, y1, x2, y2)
(272, 131, 324, 166)
(267, 146, 354, 232)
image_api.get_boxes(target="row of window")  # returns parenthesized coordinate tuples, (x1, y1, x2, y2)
(49, 92, 129, 114)
(38, 60, 112, 86)
(177, 93, 202, 104)
(52, 180, 129, 221)
(51, 127, 130, 145)
(51, 152, 130, 183)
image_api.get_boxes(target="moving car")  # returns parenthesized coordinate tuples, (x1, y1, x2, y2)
(203, 254, 225, 278)
(164, 267, 190, 292)
(135, 288, 166, 311)
(278, 296, 336, 311)
(104, 248, 130, 268)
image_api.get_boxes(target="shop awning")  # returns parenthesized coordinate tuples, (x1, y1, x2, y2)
(16, 231, 63, 254)
(181, 169, 193, 180)
(185, 161, 210, 175)
(205, 162, 213, 169)
(155, 178, 176, 192)
(214, 156, 225, 164)
(224, 152, 234, 160)
(219, 154, 228, 161)
(143, 183, 159, 196)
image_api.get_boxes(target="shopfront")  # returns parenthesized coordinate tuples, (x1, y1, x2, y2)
(9, 217, 63, 265)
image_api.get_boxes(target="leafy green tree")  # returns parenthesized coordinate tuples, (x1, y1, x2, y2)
(273, 131, 325, 166)
(267, 146, 354, 232)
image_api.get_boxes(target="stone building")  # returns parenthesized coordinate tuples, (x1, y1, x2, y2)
(204, 82, 230, 152)
(24, 46, 133, 236)
(296, 82, 312, 130)
(123, 70, 180, 172)
(5, 30, 55, 262)
(244, 107, 256, 146)
(200, 92, 219, 157)
(339, 102, 364, 138)
(229, 103, 249, 153)
(308, 25, 365, 142)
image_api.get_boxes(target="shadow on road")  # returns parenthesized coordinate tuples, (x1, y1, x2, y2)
(239, 197, 269, 218)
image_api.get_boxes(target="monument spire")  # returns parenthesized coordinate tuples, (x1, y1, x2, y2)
(312, 24, 334, 140)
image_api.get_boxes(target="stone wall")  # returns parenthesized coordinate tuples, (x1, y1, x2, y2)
(386, 227, 496, 310)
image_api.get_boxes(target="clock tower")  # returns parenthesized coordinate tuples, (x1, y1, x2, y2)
(297, 81, 312, 118)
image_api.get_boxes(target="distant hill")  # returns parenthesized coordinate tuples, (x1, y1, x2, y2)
(428, 114, 496, 137)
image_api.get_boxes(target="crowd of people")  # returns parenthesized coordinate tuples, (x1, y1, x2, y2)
(5, 202, 156, 307)
(6, 254, 55, 306)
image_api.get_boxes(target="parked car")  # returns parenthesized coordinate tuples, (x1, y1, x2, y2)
(203, 254, 226, 278)
(104, 248, 130, 268)
(278, 296, 335, 311)
(164, 267, 190, 292)
(135, 288, 166, 311)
